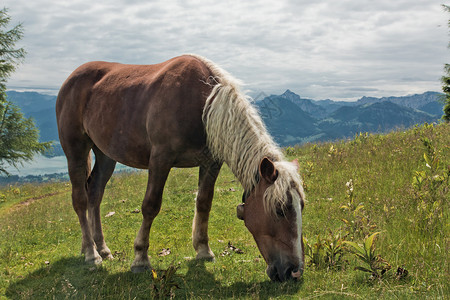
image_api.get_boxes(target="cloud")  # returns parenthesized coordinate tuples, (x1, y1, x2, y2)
(3, 0, 448, 100)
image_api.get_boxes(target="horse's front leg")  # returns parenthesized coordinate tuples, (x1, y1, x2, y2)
(131, 153, 172, 273)
(192, 161, 222, 260)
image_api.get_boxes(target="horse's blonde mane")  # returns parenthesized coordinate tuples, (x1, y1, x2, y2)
(188, 54, 305, 213)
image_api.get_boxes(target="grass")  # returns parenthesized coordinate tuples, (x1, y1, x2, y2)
(1, 123, 449, 299)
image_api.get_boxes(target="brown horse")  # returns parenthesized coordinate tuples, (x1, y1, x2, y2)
(56, 54, 305, 282)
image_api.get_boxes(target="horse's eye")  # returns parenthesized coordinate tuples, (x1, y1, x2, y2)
(275, 203, 292, 218)
(276, 206, 285, 217)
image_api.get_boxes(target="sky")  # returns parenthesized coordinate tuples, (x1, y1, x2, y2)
(2, 0, 449, 101)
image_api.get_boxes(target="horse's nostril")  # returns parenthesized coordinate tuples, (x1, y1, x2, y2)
(269, 264, 303, 282)
(291, 269, 302, 279)
(285, 265, 303, 281)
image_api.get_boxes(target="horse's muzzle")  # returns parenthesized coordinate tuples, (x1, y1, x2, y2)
(266, 262, 303, 282)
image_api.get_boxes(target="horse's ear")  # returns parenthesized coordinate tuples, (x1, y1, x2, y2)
(259, 157, 278, 184)
(292, 159, 299, 171)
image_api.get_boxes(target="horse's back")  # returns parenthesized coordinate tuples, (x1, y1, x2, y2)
(56, 56, 215, 168)
(57, 56, 213, 116)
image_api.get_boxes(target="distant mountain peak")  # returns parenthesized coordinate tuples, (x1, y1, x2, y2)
(283, 89, 295, 95)
(281, 89, 301, 101)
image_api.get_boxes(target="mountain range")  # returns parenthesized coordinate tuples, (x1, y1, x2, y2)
(5, 89, 445, 151)
(256, 90, 444, 145)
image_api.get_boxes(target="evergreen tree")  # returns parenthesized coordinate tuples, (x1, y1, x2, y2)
(442, 5, 450, 122)
(0, 8, 50, 175)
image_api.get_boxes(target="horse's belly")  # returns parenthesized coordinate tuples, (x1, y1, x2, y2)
(93, 136, 151, 169)
(89, 128, 205, 170)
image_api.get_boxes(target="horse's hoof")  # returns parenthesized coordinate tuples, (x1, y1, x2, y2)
(99, 249, 114, 260)
(97, 245, 114, 260)
(195, 253, 216, 262)
(131, 264, 151, 273)
(131, 258, 151, 273)
(86, 254, 103, 265)
(103, 254, 114, 260)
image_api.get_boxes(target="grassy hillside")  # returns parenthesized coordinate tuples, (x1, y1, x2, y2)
(1, 123, 448, 299)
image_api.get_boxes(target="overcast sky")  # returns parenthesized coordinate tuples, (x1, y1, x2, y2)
(3, 0, 449, 101)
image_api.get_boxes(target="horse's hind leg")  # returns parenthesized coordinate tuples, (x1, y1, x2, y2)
(87, 146, 116, 260)
(65, 139, 103, 264)
(192, 160, 222, 260)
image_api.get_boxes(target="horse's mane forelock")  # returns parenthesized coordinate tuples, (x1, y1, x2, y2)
(188, 54, 305, 214)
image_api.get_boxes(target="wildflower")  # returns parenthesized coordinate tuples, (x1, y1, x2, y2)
(346, 179, 354, 193)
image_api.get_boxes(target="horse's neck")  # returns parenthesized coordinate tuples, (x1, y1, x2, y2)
(202, 75, 282, 193)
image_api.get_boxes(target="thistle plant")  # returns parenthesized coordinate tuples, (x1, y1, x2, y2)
(150, 264, 180, 299)
(340, 179, 376, 239)
(351, 132, 369, 145)
(322, 230, 346, 270)
(412, 136, 449, 230)
(344, 232, 391, 279)
(284, 146, 296, 156)
(303, 231, 346, 270)
(327, 145, 338, 157)
(302, 161, 314, 192)
(303, 235, 325, 269)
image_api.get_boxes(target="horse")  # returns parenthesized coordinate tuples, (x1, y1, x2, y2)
(56, 54, 305, 282)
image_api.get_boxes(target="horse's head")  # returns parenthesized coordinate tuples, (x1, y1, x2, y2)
(237, 157, 305, 282)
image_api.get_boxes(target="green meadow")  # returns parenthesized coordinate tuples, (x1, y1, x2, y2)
(1, 123, 449, 299)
